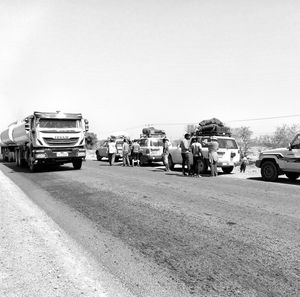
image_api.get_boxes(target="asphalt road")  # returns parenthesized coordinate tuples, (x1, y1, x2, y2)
(1, 160, 300, 297)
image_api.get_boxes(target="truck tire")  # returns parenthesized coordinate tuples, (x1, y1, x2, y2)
(222, 166, 234, 174)
(168, 155, 175, 171)
(285, 172, 300, 181)
(29, 161, 37, 172)
(73, 159, 82, 170)
(261, 161, 278, 182)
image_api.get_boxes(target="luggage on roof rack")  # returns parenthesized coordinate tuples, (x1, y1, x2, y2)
(195, 118, 231, 136)
(141, 127, 166, 138)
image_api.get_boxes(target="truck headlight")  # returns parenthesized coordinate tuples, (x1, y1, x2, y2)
(35, 153, 46, 159)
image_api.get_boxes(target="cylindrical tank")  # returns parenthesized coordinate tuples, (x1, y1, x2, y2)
(0, 122, 17, 145)
(12, 121, 29, 145)
(0, 120, 29, 146)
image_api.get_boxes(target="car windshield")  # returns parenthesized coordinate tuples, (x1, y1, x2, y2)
(38, 119, 80, 129)
(139, 139, 148, 147)
(201, 137, 238, 149)
(150, 139, 163, 147)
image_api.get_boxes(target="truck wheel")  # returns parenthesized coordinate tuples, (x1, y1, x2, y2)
(15, 151, 20, 167)
(199, 158, 208, 174)
(285, 172, 300, 181)
(222, 166, 234, 174)
(73, 159, 82, 170)
(29, 162, 37, 172)
(168, 155, 175, 171)
(261, 161, 278, 182)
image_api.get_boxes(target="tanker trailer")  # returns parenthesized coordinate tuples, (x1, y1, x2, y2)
(0, 111, 89, 171)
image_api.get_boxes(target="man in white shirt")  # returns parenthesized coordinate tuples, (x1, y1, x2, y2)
(108, 138, 117, 166)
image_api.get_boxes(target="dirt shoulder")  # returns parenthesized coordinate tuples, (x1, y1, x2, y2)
(0, 170, 133, 297)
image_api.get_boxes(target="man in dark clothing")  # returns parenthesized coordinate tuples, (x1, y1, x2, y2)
(180, 133, 191, 176)
(191, 136, 202, 177)
(131, 140, 141, 167)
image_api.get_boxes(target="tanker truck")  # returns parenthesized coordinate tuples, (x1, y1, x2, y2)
(0, 111, 89, 171)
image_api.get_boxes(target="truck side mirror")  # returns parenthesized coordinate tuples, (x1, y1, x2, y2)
(288, 143, 292, 150)
(84, 119, 89, 132)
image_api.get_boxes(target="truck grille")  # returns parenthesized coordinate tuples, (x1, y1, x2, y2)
(43, 137, 79, 146)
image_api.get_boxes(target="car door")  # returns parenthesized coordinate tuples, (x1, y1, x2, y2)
(284, 134, 300, 172)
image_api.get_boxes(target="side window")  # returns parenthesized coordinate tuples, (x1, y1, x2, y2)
(291, 135, 300, 149)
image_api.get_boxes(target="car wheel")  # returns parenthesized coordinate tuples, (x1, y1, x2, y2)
(285, 172, 300, 181)
(96, 151, 102, 161)
(199, 158, 208, 174)
(168, 155, 175, 171)
(261, 161, 278, 182)
(222, 166, 234, 174)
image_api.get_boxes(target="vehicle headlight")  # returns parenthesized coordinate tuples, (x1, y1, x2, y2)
(35, 153, 46, 158)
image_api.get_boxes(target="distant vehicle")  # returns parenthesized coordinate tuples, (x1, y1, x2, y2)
(255, 133, 300, 181)
(137, 127, 166, 165)
(0, 111, 89, 171)
(96, 139, 124, 162)
(168, 135, 240, 174)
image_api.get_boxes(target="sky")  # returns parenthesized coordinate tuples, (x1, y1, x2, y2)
(0, 0, 300, 140)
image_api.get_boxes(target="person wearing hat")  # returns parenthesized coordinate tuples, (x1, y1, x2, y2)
(208, 136, 219, 176)
(191, 136, 203, 177)
(180, 133, 191, 176)
(162, 137, 170, 171)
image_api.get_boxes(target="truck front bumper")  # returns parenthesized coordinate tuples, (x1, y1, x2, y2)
(34, 148, 86, 160)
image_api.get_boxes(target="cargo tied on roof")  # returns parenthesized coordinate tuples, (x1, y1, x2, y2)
(195, 118, 231, 137)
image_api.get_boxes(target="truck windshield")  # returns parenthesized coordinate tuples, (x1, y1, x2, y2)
(38, 119, 81, 129)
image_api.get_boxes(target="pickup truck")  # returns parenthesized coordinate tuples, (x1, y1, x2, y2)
(255, 133, 300, 181)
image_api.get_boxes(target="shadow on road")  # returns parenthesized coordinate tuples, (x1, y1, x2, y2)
(1, 162, 75, 174)
(247, 176, 300, 186)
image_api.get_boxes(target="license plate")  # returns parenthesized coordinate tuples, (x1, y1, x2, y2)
(57, 152, 69, 157)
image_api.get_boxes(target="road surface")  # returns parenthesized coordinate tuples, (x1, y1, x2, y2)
(1, 160, 299, 297)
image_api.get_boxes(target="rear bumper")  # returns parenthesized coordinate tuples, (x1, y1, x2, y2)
(143, 154, 163, 161)
(216, 161, 238, 167)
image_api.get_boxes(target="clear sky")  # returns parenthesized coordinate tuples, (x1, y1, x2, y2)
(0, 0, 300, 140)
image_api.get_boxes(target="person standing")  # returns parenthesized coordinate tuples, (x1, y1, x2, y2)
(240, 155, 248, 173)
(208, 136, 219, 176)
(122, 138, 130, 166)
(180, 133, 191, 176)
(131, 139, 141, 167)
(107, 138, 117, 166)
(162, 137, 170, 171)
(191, 136, 202, 177)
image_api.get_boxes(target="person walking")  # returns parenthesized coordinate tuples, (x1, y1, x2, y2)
(208, 136, 219, 176)
(122, 138, 130, 166)
(131, 139, 141, 167)
(180, 133, 191, 176)
(191, 136, 202, 177)
(240, 155, 248, 173)
(162, 137, 170, 171)
(107, 138, 117, 166)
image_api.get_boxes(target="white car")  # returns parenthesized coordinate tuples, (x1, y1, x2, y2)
(255, 133, 300, 181)
(168, 136, 240, 174)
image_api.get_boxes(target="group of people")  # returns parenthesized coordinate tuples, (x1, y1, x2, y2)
(179, 133, 219, 177)
(107, 138, 142, 167)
